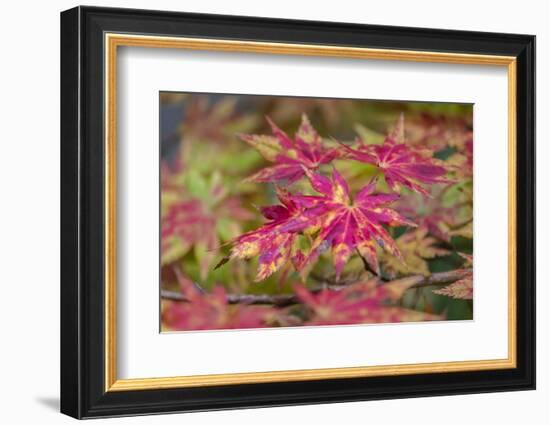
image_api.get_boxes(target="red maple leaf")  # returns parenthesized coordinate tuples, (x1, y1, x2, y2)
(340, 115, 451, 196)
(162, 271, 276, 331)
(284, 167, 416, 279)
(219, 188, 310, 281)
(240, 114, 341, 183)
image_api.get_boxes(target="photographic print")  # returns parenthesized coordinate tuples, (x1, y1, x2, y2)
(160, 93, 474, 332)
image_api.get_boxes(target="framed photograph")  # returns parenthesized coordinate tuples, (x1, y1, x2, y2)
(60, 6, 535, 419)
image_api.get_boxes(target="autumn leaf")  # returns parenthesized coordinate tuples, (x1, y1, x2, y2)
(340, 114, 451, 196)
(380, 227, 450, 278)
(218, 188, 309, 281)
(286, 167, 416, 279)
(433, 254, 473, 300)
(295, 279, 441, 326)
(240, 114, 341, 183)
(162, 273, 276, 331)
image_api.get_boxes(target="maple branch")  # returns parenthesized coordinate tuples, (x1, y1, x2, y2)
(161, 288, 301, 307)
(160, 268, 471, 306)
(408, 268, 471, 289)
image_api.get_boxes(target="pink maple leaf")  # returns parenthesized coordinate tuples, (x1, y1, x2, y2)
(341, 115, 451, 196)
(284, 167, 416, 280)
(218, 187, 310, 281)
(240, 114, 341, 183)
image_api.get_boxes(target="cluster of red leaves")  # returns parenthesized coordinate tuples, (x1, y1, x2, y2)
(162, 272, 276, 331)
(295, 277, 441, 326)
(221, 114, 452, 282)
(162, 270, 442, 331)
(219, 167, 415, 281)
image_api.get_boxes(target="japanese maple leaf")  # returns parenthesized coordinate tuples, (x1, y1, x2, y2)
(340, 115, 451, 196)
(240, 114, 341, 183)
(434, 254, 473, 300)
(380, 227, 450, 278)
(284, 167, 416, 280)
(295, 277, 441, 326)
(162, 275, 275, 331)
(217, 188, 310, 281)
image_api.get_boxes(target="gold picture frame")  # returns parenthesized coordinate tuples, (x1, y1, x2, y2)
(104, 33, 517, 392)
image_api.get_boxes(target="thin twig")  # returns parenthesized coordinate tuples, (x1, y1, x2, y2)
(160, 268, 471, 306)
(409, 268, 471, 289)
(160, 289, 300, 307)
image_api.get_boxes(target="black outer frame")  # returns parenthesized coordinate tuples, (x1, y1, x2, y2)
(60, 5, 536, 419)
